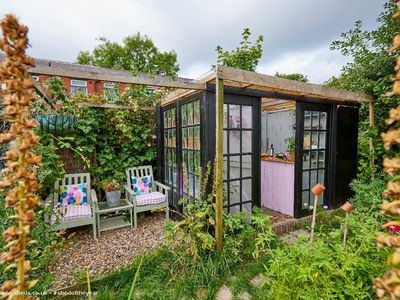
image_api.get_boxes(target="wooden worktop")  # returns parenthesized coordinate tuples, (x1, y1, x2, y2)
(261, 156, 295, 164)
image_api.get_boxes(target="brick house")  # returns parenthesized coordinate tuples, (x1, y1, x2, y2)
(0, 53, 190, 97)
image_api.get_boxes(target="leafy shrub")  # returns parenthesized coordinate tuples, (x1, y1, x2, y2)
(166, 163, 276, 259)
(0, 195, 63, 293)
(349, 178, 387, 217)
(263, 212, 390, 299)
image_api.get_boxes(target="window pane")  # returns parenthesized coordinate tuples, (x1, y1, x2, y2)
(319, 131, 326, 149)
(318, 151, 325, 168)
(229, 105, 240, 128)
(229, 181, 241, 205)
(229, 156, 241, 179)
(318, 169, 325, 187)
(242, 155, 252, 177)
(223, 131, 228, 154)
(302, 171, 309, 190)
(320, 112, 327, 130)
(302, 191, 310, 209)
(310, 170, 318, 187)
(224, 104, 228, 128)
(229, 131, 240, 154)
(303, 152, 310, 170)
(242, 131, 252, 153)
(242, 106, 252, 129)
(182, 105, 187, 126)
(187, 102, 193, 126)
(242, 179, 252, 201)
(223, 156, 228, 180)
(194, 126, 200, 150)
(304, 111, 311, 129)
(188, 127, 194, 150)
(303, 131, 311, 150)
(194, 101, 200, 125)
(311, 132, 318, 150)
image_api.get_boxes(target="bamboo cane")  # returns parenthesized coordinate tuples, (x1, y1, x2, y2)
(309, 195, 319, 244)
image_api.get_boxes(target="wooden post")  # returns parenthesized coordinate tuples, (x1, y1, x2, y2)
(369, 99, 375, 180)
(215, 72, 224, 250)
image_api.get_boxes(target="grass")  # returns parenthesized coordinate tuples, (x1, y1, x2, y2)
(90, 246, 271, 300)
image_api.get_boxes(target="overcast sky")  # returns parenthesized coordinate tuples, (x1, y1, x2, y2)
(1, 0, 385, 83)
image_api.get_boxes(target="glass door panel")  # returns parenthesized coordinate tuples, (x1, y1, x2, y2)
(163, 107, 178, 206)
(223, 103, 256, 215)
(299, 107, 329, 211)
(181, 99, 201, 198)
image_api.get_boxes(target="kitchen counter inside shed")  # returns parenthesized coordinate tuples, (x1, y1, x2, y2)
(261, 157, 294, 216)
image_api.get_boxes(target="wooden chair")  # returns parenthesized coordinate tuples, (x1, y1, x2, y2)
(45, 173, 98, 240)
(124, 166, 170, 228)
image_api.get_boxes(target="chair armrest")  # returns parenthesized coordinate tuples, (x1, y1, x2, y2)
(154, 181, 171, 194)
(124, 185, 137, 206)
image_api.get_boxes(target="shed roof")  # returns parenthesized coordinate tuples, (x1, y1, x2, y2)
(161, 65, 373, 106)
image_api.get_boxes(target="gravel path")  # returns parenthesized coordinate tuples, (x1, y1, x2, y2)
(49, 213, 166, 290)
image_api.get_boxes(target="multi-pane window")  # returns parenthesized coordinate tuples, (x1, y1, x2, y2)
(223, 104, 253, 215)
(104, 82, 117, 98)
(164, 108, 177, 206)
(181, 100, 201, 198)
(70, 79, 88, 96)
(301, 110, 327, 209)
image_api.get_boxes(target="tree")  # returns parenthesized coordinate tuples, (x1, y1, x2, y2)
(327, 1, 400, 180)
(275, 72, 309, 82)
(215, 28, 264, 72)
(76, 34, 179, 78)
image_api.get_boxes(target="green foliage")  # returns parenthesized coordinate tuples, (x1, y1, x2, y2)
(0, 195, 63, 293)
(32, 79, 157, 192)
(31, 76, 76, 116)
(327, 1, 400, 180)
(349, 178, 388, 217)
(275, 72, 309, 82)
(76, 34, 179, 78)
(216, 28, 264, 72)
(263, 211, 390, 299)
(166, 163, 276, 259)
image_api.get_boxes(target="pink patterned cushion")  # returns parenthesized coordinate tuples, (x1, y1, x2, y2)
(51, 204, 92, 223)
(136, 192, 166, 206)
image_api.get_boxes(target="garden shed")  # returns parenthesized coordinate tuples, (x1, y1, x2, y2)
(157, 66, 374, 218)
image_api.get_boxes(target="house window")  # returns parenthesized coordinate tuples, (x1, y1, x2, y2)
(70, 79, 87, 95)
(104, 82, 117, 97)
(31, 75, 39, 82)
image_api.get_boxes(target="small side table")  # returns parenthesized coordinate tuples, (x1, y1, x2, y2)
(96, 199, 133, 236)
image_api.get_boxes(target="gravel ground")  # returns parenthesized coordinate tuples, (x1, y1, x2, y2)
(49, 212, 166, 290)
(49, 209, 291, 290)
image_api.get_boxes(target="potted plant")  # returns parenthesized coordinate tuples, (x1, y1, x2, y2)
(285, 136, 295, 161)
(32, 76, 77, 134)
(103, 179, 122, 207)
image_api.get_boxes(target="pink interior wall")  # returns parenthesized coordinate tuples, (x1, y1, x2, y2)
(261, 160, 294, 216)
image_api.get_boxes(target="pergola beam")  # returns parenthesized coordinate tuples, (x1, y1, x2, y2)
(216, 65, 373, 104)
(29, 66, 205, 90)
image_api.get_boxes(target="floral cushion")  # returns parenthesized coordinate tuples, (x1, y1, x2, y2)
(60, 183, 87, 207)
(132, 175, 153, 195)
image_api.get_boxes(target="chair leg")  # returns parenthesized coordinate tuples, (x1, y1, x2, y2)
(165, 204, 169, 220)
(93, 218, 97, 240)
(134, 208, 137, 229)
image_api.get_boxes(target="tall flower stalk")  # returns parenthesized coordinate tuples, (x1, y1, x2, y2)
(375, 1, 400, 298)
(0, 15, 41, 299)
